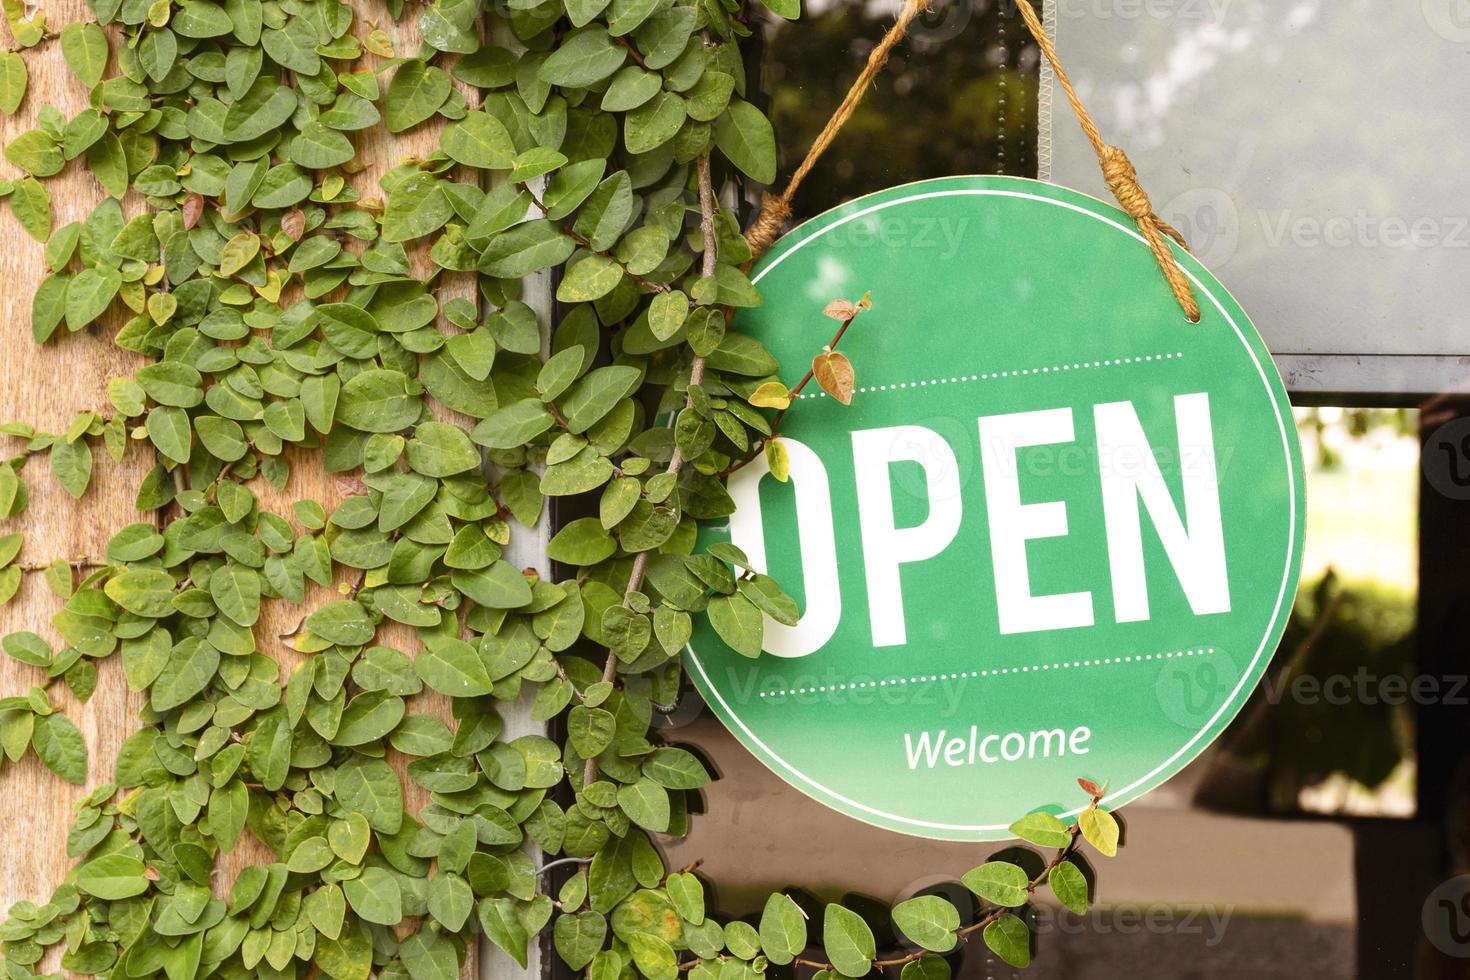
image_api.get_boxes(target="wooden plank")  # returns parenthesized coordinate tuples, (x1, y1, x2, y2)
(0, 5, 549, 979)
(0, 0, 153, 936)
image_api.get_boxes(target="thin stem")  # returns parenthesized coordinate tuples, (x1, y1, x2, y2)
(719, 304, 864, 478)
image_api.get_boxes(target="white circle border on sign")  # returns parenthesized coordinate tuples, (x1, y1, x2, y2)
(683, 177, 1300, 835)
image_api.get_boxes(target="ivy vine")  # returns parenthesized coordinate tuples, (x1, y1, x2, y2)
(0, 0, 1125, 977)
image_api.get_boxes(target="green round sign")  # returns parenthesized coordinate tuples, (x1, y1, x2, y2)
(686, 176, 1305, 840)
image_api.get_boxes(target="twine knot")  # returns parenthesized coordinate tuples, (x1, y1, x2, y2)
(744, 193, 793, 260)
(1100, 146, 1151, 220)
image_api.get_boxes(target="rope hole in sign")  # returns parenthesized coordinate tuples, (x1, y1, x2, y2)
(744, 0, 1205, 325)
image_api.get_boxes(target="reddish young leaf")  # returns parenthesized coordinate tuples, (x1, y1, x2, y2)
(811, 351, 855, 405)
(281, 208, 306, 242)
(823, 298, 857, 321)
(182, 193, 204, 230)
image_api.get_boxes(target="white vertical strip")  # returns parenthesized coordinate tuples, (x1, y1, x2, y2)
(479, 19, 553, 978)
(1036, 0, 1056, 181)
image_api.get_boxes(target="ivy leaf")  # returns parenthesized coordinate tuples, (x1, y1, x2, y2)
(414, 638, 494, 697)
(759, 893, 807, 965)
(901, 957, 950, 980)
(961, 861, 1029, 908)
(441, 110, 515, 169)
(812, 350, 855, 405)
(1078, 806, 1120, 857)
(334, 754, 404, 834)
(714, 100, 777, 184)
(0, 52, 26, 114)
(305, 600, 375, 645)
(31, 711, 86, 784)
(335, 369, 422, 432)
(554, 910, 608, 971)
(343, 866, 402, 925)
(385, 60, 451, 132)
(627, 933, 677, 980)
(891, 896, 958, 953)
(547, 518, 616, 566)
(1049, 860, 1089, 916)
(823, 904, 875, 978)
(540, 26, 627, 88)
(60, 22, 108, 88)
(1009, 811, 1072, 848)
(382, 172, 452, 242)
(480, 897, 531, 968)
(707, 592, 763, 658)
(982, 913, 1030, 969)
(49, 439, 92, 499)
(72, 853, 149, 899)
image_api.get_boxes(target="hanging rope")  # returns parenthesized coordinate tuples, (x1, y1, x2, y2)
(745, 0, 1202, 323)
(1010, 0, 1199, 321)
(743, 0, 934, 259)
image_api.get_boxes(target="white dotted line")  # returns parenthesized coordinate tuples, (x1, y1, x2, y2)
(758, 647, 1217, 699)
(794, 352, 1185, 400)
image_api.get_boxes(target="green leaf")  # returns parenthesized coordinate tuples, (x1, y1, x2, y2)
(982, 913, 1030, 969)
(625, 92, 686, 154)
(566, 704, 615, 758)
(382, 172, 452, 243)
(667, 871, 704, 925)
(714, 100, 777, 184)
(60, 22, 108, 88)
(554, 911, 607, 971)
(900, 956, 950, 980)
(759, 893, 806, 965)
(427, 873, 474, 932)
(823, 904, 875, 978)
(1078, 806, 1119, 857)
(707, 592, 762, 658)
(223, 78, 296, 143)
(961, 861, 1029, 908)
(406, 420, 480, 477)
(557, 254, 624, 303)
(73, 853, 149, 900)
(547, 518, 616, 566)
(343, 866, 402, 925)
(627, 933, 676, 980)
(210, 564, 261, 627)
(5, 130, 62, 177)
(471, 399, 555, 450)
(0, 52, 26, 114)
(479, 219, 575, 278)
(105, 567, 176, 617)
(441, 111, 515, 169)
(328, 812, 371, 864)
(290, 121, 355, 169)
(540, 26, 627, 87)
(146, 406, 192, 464)
(385, 60, 451, 133)
(65, 266, 121, 330)
(49, 439, 92, 499)
(1048, 860, 1088, 916)
(306, 600, 375, 645)
(151, 638, 220, 711)
(891, 896, 958, 953)
(1009, 811, 1072, 849)
(7, 175, 49, 241)
(336, 369, 421, 432)
(334, 754, 404, 834)
(560, 365, 641, 433)
(479, 897, 530, 968)
(32, 711, 86, 784)
(414, 638, 493, 697)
